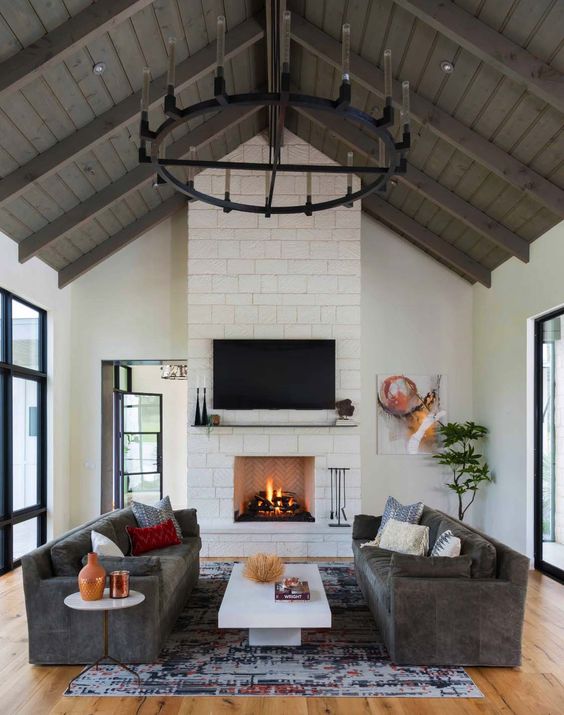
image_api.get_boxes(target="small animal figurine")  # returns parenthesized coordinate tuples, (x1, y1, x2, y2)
(335, 398, 355, 419)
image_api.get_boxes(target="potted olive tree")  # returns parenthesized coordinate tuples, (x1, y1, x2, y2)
(433, 421, 492, 521)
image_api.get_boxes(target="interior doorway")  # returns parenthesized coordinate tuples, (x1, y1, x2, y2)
(101, 360, 187, 513)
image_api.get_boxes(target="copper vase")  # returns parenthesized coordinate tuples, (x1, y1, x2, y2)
(78, 552, 106, 601)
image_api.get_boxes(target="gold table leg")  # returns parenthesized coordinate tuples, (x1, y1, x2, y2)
(67, 610, 142, 692)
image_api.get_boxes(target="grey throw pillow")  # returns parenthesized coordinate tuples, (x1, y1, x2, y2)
(132, 496, 182, 541)
(390, 552, 472, 579)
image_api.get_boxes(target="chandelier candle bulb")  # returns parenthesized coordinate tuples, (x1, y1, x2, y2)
(347, 151, 353, 192)
(265, 171, 270, 200)
(306, 171, 312, 198)
(216, 15, 225, 72)
(383, 49, 392, 100)
(141, 67, 150, 113)
(166, 38, 176, 91)
(225, 168, 231, 196)
(379, 139, 386, 167)
(401, 80, 410, 129)
(282, 11, 291, 71)
(341, 24, 351, 80)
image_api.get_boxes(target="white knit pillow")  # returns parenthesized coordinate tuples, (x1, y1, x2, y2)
(430, 529, 461, 557)
(91, 530, 124, 557)
(378, 518, 430, 556)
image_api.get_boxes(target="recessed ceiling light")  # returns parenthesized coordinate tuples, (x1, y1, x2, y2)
(440, 60, 455, 74)
(92, 61, 106, 76)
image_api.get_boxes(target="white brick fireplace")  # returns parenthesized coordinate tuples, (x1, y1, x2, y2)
(187, 131, 361, 557)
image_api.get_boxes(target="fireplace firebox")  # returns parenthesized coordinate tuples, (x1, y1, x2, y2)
(233, 456, 315, 522)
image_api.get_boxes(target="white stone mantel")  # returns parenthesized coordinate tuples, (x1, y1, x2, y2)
(186, 131, 361, 558)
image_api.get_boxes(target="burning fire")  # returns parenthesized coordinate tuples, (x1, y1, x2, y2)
(265, 477, 283, 504)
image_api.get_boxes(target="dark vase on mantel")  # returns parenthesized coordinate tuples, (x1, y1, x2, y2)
(194, 387, 201, 426)
(201, 388, 208, 425)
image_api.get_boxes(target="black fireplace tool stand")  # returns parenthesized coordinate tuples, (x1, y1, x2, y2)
(329, 467, 350, 527)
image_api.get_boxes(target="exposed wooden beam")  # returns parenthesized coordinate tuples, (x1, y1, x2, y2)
(58, 195, 186, 288)
(295, 107, 529, 262)
(290, 14, 564, 218)
(19, 105, 260, 262)
(393, 0, 564, 115)
(0, 0, 154, 101)
(0, 14, 265, 209)
(363, 194, 491, 287)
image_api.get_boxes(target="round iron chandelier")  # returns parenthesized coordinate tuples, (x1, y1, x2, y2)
(138, 11, 411, 216)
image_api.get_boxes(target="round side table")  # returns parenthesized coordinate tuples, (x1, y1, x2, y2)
(64, 588, 145, 691)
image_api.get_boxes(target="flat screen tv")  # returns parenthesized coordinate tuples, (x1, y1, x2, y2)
(213, 339, 335, 410)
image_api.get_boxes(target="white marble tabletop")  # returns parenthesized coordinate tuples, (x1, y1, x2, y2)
(64, 588, 145, 611)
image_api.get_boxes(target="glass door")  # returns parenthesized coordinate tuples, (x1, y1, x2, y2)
(115, 392, 163, 508)
(535, 310, 564, 581)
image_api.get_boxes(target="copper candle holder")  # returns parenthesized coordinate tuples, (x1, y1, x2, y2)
(109, 570, 130, 598)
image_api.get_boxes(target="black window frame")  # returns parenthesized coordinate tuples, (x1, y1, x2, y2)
(534, 306, 564, 584)
(0, 288, 47, 574)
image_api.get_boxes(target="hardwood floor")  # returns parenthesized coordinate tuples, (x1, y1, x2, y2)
(2, 563, 563, 715)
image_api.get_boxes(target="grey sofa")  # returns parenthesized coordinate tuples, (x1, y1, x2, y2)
(353, 506, 529, 666)
(22, 506, 201, 664)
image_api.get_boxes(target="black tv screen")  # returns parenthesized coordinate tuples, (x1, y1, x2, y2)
(213, 339, 335, 410)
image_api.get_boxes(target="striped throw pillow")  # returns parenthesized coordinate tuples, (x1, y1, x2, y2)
(430, 529, 461, 557)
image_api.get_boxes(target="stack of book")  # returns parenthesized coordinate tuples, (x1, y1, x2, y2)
(275, 578, 310, 601)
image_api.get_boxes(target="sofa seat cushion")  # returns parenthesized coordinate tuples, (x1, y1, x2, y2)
(438, 518, 497, 578)
(82, 554, 162, 576)
(389, 552, 472, 578)
(153, 537, 200, 565)
(51, 517, 116, 576)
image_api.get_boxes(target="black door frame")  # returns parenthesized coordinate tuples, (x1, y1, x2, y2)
(534, 306, 564, 583)
(0, 289, 47, 575)
(114, 391, 163, 509)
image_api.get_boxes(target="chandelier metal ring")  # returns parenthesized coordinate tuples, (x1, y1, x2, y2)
(138, 11, 411, 216)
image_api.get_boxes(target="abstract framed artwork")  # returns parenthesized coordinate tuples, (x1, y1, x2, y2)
(377, 374, 446, 455)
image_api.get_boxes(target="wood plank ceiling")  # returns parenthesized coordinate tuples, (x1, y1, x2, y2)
(0, 0, 562, 288)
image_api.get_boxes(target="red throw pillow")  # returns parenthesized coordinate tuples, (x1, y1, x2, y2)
(126, 518, 181, 556)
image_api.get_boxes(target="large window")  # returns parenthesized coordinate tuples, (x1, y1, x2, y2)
(535, 309, 564, 582)
(0, 289, 47, 574)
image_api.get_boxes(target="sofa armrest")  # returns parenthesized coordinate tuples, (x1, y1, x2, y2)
(174, 508, 199, 537)
(352, 514, 382, 540)
(389, 574, 527, 665)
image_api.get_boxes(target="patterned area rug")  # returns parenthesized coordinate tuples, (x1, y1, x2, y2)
(65, 562, 482, 698)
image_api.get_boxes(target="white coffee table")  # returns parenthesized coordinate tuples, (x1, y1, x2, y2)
(64, 588, 145, 691)
(218, 563, 331, 646)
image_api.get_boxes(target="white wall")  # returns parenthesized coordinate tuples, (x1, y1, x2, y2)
(361, 214, 474, 520)
(68, 210, 187, 525)
(186, 131, 361, 557)
(0, 230, 71, 538)
(131, 364, 188, 510)
(473, 220, 564, 556)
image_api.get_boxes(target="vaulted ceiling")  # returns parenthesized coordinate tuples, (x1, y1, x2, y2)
(0, 0, 562, 288)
